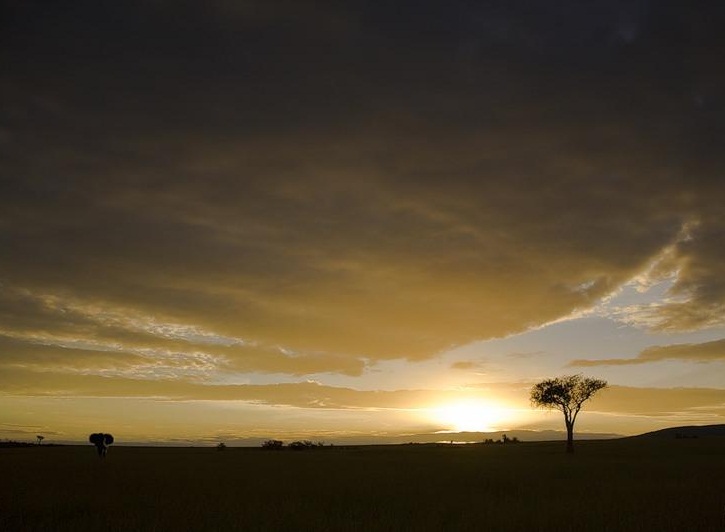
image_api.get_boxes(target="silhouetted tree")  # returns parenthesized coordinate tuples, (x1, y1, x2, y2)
(530, 374, 607, 453)
(216, 442, 227, 451)
(89, 433, 114, 458)
(261, 439, 284, 450)
(36, 435, 44, 445)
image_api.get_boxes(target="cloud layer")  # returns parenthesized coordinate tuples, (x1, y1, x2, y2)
(1, 1, 724, 381)
(571, 339, 725, 366)
(2, 368, 723, 426)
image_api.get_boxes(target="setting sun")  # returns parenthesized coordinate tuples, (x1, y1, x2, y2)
(433, 401, 509, 433)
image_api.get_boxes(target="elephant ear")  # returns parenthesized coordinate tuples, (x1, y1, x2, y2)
(89, 433, 103, 444)
(104, 434, 114, 445)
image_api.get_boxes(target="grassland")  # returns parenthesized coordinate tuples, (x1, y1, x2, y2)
(2, 438, 724, 531)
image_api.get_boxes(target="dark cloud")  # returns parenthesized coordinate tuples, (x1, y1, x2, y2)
(570, 338, 725, 366)
(591, 385, 725, 417)
(1, 1, 724, 374)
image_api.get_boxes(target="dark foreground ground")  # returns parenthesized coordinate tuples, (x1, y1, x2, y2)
(2, 438, 724, 531)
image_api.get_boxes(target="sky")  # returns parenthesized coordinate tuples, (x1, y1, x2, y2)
(1, 0, 724, 445)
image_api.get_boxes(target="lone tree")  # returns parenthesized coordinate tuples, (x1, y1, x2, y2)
(530, 374, 607, 453)
(36, 435, 44, 445)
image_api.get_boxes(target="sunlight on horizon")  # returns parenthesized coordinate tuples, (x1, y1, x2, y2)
(431, 401, 512, 433)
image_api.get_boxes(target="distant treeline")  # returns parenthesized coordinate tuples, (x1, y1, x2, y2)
(0, 440, 35, 448)
(0, 440, 63, 448)
(261, 439, 329, 450)
(482, 434, 520, 444)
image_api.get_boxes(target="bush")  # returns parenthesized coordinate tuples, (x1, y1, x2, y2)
(261, 439, 284, 450)
(216, 442, 226, 451)
(288, 440, 324, 450)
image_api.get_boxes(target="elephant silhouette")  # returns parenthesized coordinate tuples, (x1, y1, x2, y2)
(89, 433, 114, 458)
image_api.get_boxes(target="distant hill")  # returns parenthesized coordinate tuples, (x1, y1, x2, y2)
(632, 424, 725, 439)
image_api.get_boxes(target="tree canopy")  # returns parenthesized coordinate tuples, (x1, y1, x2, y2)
(530, 374, 607, 452)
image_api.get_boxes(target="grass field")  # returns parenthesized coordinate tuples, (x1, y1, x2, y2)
(2, 438, 724, 531)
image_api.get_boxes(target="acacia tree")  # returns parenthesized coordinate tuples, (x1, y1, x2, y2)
(530, 374, 607, 453)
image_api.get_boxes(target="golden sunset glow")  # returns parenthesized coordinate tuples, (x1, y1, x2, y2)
(0, 1, 723, 447)
(432, 401, 510, 433)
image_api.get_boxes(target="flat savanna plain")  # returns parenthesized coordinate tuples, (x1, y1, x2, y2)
(2, 438, 724, 531)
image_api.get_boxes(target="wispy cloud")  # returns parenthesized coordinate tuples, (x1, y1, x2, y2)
(569, 339, 725, 366)
(1, 369, 723, 424)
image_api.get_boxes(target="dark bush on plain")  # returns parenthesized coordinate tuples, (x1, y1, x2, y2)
(288, 440, 324, 450)
(261, 439, 284, 450)
(482, 436, 520, 445)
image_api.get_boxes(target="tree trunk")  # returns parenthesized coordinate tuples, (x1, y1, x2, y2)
(566, 421, 574, 453)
